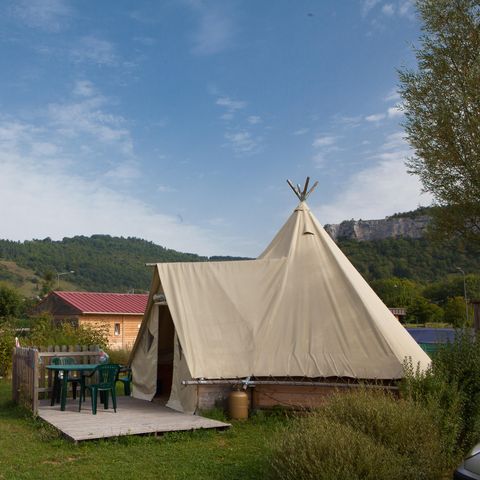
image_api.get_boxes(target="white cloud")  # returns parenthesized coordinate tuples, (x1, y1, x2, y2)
(191, 8, 235, 55)
(384, 88, 401, 102)
(381, 131, 406, 150)
(216, 96, 246, 111)
(247, 115, 261, 125)
(104, 161, 141, 182)
(365, 113, 386, 123)
(312, 135, 336, 148)
(293, 128, 310, 136)
(73, 80, 95, 97)
(312, 152, 326, 168)
(333, 115, 363, 127)
(10, 0, 72, 32)
(362, 0, 380, 17)
(398, 0, 415, 19)
(0, 116, 235, 256)
(387, 105, 403, 118)
(31, 142, 59, 156)
(224, 130, 260, 154)
(314, 131, 432, 224)
(157, 184, 177, 193)
(47, 85, 133, 155)
(382, 3, 395, 15)
(72, 36, 118, 66)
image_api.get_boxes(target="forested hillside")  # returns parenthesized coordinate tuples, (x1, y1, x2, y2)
(338, 237, 480, 282)
(0, 232, 478, 295)
(0, 235, 246, 293)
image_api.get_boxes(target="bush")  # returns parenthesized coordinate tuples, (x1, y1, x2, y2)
(402, 330, 480, 455)
(401, 359, 463, 465)
(269, 390, 447, 480)
(0, 283, 24, 319)
(0, 321, 15, 377)
(105, 348, 131, 365)
(27, 314, 108, 349)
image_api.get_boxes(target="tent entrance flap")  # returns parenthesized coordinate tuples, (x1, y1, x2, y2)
(156, 305, 175, 398)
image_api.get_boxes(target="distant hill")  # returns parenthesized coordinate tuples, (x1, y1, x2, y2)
(0, 235, 247, 294)
(337, 237, 480, 282)
(324, 206, 479, 281)
(0, 207, 478, 295)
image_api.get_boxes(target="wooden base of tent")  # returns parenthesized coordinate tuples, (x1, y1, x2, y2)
(196, 381, 399, 411)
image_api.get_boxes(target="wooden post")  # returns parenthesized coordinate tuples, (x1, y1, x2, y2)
(472, 300, 480, 334)
(32, 349, 39, 415)
(11, 347, 17, 403)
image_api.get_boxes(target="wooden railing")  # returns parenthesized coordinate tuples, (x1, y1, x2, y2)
(11, 345, 100, 415)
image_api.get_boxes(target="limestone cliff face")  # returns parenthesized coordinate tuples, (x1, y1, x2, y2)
(324, 215, 431, 241)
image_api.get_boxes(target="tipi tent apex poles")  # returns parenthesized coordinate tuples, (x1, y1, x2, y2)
(287, 177, 318, 202)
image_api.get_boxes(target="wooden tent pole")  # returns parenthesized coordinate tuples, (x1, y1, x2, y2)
(287, 177, 318, 202)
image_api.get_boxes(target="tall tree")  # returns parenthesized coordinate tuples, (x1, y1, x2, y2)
(399, 0, 480, 244)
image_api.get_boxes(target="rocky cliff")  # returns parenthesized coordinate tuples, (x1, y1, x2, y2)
(324, 215, 431, 241)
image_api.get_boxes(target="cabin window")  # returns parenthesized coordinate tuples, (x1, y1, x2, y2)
(114, 323, 121, 336)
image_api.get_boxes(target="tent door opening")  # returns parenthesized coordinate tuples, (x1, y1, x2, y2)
(155, 305, 174, 398)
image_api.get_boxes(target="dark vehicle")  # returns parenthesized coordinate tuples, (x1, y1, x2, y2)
(454, 445, 480, 479)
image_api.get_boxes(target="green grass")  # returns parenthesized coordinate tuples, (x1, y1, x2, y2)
(0, 380, 290, 480)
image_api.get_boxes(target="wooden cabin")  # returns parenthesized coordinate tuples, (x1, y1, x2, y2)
(33, 291, 148, 350)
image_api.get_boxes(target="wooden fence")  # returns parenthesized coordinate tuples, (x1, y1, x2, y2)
(11, 345, 101, 415)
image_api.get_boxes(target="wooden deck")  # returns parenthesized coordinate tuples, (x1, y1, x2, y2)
(38, 396, 230, 442)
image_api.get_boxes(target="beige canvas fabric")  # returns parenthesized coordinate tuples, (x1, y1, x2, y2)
(131, 299, 159, 401)
(166, 332, 198, 413)
(131, 201, 430, 410)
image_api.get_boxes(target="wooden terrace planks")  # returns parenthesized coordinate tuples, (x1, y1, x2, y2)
(38, 396, 230, 442)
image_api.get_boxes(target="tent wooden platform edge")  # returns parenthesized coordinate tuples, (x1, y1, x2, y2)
(37, 396, 230, 442)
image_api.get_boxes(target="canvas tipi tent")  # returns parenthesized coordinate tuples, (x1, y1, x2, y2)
(130, 179, 430, 413)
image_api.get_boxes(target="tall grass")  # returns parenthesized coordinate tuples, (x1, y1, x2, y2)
(269, 390, 449, 480)
(105, 348, 131, 365)
(402, 330, 480, 457)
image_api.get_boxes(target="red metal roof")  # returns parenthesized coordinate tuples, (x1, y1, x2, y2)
(54, 291, 148, 315)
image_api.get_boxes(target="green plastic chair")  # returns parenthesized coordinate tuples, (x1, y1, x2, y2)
(116, 366, 132, 396)
(50, 357, 80, 405)
(79, 364, 120, 415)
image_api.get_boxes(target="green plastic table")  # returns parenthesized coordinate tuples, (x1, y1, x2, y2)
(46, 364, 99, 411)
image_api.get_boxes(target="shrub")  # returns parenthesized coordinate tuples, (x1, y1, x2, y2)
(0, 321, 15, 377)
(269, 390, 447, 480)
(402, 330, 480, 455)
(401, 358, 464, 465)
(27, 314, 108, 349)
(105, 348, 131, 365)
(270, 414, 404, 480)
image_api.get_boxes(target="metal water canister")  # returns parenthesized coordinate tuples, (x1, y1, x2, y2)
(228, 389, 249, 420)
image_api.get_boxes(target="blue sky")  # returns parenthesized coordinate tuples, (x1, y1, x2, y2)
(0, 0, 431, 257)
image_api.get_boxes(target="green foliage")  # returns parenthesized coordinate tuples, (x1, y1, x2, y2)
(105, 348, 131, 365)
(407, 297, 444, 324)
(0, 282, 24, 319)
(401, 359, 464, 465)
(443, 296, 470, 327)
(27, 314, 108, 349)
(269, 390, 448, 480)
(339, 237, 480, 283)
(370, 277, 422, 308)
(0, 321, 15, 377)
(399, 0, 480, 245)
(0, 235, 210, 293)
(423, 274, 480, 304)
(402, 331, 480, 456)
